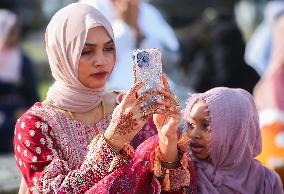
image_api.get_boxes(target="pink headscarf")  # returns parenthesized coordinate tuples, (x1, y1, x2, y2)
(46, 3, 114, 112)
(183, 87, 283, 194)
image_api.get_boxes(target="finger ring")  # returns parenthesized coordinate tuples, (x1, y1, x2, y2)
(176, 101, 180, 107)
(142, 109, 148, 118)
(140, 103, 147, 110)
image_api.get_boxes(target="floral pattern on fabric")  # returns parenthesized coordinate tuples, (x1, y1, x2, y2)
(14, 102, 156, 193)
(86, 136, 197, 194)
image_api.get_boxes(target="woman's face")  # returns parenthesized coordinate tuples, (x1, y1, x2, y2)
(187, 100, 211, 160)
(78, 26, 115, 89)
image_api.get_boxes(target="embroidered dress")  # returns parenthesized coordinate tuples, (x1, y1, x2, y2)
(14, 102, 196, 193)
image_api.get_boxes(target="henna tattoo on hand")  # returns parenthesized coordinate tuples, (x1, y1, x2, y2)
(112, 112, 139, 135)
(128, 82, 143, 96)
(135, 90, 156, 106)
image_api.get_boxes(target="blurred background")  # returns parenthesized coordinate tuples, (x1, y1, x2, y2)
(0, 0, 283, 193)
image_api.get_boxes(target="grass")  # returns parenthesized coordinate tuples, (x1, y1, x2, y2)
(38, 80, 52, 101)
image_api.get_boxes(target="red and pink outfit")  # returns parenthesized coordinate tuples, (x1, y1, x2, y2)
(14, 102, 196, 193)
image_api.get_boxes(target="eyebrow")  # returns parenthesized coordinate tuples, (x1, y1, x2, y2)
(84, 40, 114, 47)
(189, 115, 210, 123)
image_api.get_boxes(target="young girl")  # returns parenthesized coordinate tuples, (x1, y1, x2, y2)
(14, 3, 196, 193)
(183, 87, 283, 193)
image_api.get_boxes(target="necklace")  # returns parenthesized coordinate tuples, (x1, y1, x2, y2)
(67, 99, 106, 121)
(45, 99, 106, 140)
(67, 99, 106, 136)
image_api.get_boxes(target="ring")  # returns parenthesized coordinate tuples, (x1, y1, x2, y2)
(140, 103, 147, 110)
(176, 100, 180, 107)
(142, 109, 148, 118)
(140, 97, 158, 110)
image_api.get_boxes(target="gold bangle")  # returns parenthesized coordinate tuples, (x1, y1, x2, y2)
(119, 143, 135, 160)
(162, 160, 180, 169)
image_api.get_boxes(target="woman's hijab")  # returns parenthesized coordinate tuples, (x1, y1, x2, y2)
(46, 3, 114, 112)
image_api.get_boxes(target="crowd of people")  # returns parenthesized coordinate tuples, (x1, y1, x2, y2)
(0, 0, 283, 193)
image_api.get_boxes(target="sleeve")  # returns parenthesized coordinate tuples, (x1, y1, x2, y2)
(130, 116, 158, 148)
(151, 147, 197, 193)
(150, 134, 197, 193)
(14, 113, 133, 194)
(85, 135, 197, 194)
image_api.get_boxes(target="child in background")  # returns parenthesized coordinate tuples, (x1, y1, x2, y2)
(183, 87, 283, 194)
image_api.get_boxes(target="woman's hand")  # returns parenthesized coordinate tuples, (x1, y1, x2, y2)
(112, 0, 144, 45)
(104, 81, 165, 152)
(113, 0, 139, 29)
(154, 74, 181, 163)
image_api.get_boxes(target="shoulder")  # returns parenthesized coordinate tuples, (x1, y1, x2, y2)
(15, 103, 51, 135)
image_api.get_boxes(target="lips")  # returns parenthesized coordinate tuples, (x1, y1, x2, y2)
(190, 142, 205, 154)
(91, 71, 108, 78)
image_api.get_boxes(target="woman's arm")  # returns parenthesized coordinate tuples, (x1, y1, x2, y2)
(14, 114, 132, 193)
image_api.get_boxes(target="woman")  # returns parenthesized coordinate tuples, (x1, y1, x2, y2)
(14, 3, 196, 193)
(183, 87, 283, 193)
(254, 13, 284, 184)
(0, 9, 39, 153)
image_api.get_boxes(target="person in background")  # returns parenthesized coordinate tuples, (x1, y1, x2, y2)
(178, 12, 259, 94)
(0, 9, 39, 153)
(183, 87, 283, 193)
(254, 13, 284, 185)
(79, 0, 182, 92)
(245, 0, 284, 76)
(14, 3, 196, 193)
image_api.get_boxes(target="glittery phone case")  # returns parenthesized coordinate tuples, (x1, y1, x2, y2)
(132, 48, 162, 97)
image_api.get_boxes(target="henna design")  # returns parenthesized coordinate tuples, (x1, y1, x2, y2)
(128, 82, 143, 96)
(155, 109, 179, 116)
(146, 104, 160, 114)
(135, 90, 156, 106)
(112, 112, 138, 135)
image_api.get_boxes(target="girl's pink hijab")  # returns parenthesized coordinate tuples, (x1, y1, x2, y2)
(46, 3, 114, 112)
(183, 87, 283, 194)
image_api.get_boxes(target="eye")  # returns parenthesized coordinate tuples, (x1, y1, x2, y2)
(187, 122, 195, 130)
(104, 46, 115, 52)
(81, 50, 94, 55)
(203, 122, 211, 132)
(203, 123, 209, 128)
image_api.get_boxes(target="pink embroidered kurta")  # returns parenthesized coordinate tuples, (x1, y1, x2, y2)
(14, 102, 197, 193)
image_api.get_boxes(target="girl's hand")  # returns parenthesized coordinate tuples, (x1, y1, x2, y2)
(154, 74, 181, 162)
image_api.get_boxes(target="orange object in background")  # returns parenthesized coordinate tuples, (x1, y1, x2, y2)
(257, 121, 284, 184)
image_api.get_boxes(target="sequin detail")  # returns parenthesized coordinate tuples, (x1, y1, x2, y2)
(14, 102, 160, 193)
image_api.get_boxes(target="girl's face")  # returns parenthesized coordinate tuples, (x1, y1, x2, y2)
(187, 100, 211, 160)
(78, 26, 115, 89)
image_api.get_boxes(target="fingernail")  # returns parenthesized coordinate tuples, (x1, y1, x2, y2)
(156, 99, 162, 103)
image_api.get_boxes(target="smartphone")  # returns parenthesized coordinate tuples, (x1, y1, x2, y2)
(132, 48, 162, 99)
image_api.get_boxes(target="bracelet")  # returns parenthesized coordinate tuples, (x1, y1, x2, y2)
(162, 157, 180, 169)
(102, 133, 134, 160)
(119, 143, 135, 160)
